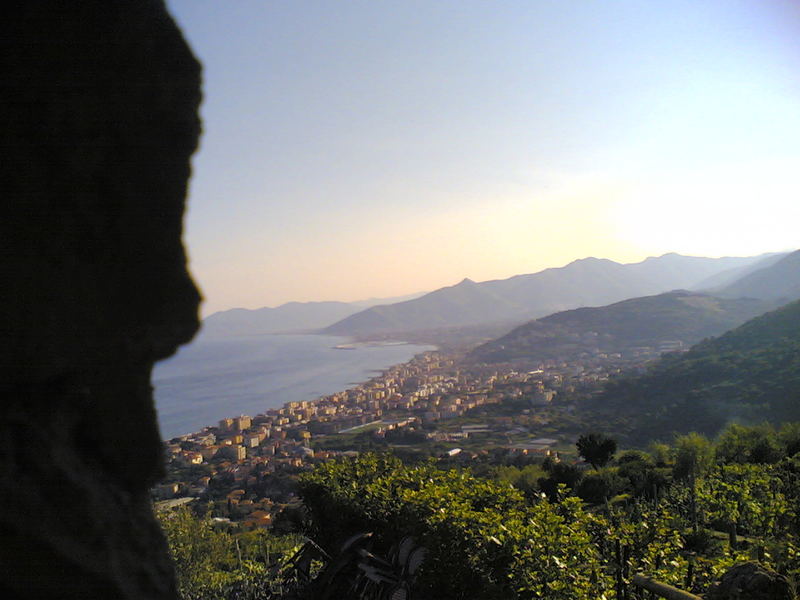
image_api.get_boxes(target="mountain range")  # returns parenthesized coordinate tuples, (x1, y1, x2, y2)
(201, 292, 425, 337)
(201, 250, 798, 342)
(322, 252, 783, 337)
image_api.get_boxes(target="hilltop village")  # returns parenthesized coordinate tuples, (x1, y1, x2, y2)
(155, 342, 669, 527)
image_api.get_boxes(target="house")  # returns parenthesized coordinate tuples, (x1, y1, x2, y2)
(243, 510, 273, 529)
(154, 482, 180, 499)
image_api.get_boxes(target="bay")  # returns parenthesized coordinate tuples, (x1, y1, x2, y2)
(152, 332, 434, 439)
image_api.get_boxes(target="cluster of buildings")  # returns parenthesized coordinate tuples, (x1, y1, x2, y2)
(155, 347, 655, 526)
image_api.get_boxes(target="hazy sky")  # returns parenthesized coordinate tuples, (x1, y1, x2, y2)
(166, 1, 800, 315)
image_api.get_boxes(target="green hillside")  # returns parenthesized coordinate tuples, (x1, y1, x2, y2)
(470, 291, 773, 363)
(591, 299, 800, 444)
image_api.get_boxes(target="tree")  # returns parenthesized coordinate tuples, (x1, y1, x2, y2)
(538, 462, 584, 500)
(673, 432, 715, 533)
(779, 422, 800, 457)
(649, 442, 673, 468)
(716, 423, 782, 465)
(673, 433, 715, 481)
(576, 432, 618, 470)
(575, 469, 626, 504)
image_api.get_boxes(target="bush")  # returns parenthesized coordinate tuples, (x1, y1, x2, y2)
(576, 469, 627, 505)
(156, 506, 302, 600)
(298, 454, 609, 599)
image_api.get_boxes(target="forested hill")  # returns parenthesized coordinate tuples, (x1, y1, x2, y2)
(591, 299, 800, 445)
(469, 291, 773, 363)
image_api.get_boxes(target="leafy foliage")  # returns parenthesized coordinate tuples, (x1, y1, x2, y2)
(716, 423, 783, 465)
(160, 422, 800, 599)
(299, 454, 610, 599)
(157, 506, 303, 600)
(294, 422, 800, 599)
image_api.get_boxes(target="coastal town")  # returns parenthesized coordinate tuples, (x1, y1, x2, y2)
(154, 341, 672, 528)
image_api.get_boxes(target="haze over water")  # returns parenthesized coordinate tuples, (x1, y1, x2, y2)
(153, 332, 434, 439)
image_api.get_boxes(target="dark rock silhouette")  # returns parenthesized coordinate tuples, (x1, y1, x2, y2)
(1, 1, 201, 598)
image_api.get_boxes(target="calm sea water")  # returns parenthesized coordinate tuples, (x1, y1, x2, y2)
(152, 332, 434, 439)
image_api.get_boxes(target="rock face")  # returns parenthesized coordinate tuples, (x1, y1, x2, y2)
(706, 561, 794, 600)
(0, 2, 201, 598)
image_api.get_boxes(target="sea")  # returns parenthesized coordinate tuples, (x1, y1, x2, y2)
(152, 332, 435, 439)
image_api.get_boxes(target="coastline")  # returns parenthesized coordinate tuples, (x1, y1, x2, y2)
(333, 340, 414, 350)
(153, 332, 435, 440)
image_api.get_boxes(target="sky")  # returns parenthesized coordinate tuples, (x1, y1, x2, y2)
(165, 0, 800, 316)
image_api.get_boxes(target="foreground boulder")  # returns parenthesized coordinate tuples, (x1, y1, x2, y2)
(0, 1, 201, 598)
(706, 561, 794, 600)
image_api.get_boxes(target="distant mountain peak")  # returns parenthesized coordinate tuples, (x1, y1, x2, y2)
(456, 277, 476, 286)
(556, 257, 620, 274)
(643, 252, 682, 262)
